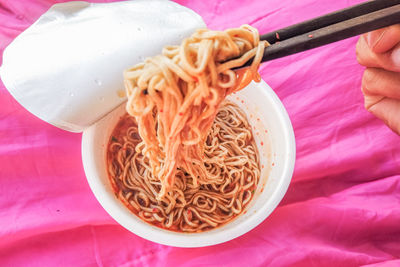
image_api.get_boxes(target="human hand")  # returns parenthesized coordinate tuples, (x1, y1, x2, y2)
(356, 25, 400, 135)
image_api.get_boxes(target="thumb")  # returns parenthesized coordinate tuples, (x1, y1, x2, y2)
(365, 25, 400, 54)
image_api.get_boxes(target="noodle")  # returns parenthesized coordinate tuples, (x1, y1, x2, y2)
(123, 25, 267, 198)
(108, 101, 260, 232)
(107, 24, 266, 232)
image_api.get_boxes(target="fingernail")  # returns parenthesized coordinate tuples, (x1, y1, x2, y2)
(366, 30, 386, 49)
(391, 46, 400, 67)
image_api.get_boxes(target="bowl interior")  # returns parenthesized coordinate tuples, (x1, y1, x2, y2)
(82, 79, 295, 247)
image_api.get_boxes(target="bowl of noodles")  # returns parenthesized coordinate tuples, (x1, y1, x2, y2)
(82, 25, 295, 247)
(82, 80, 295, 247)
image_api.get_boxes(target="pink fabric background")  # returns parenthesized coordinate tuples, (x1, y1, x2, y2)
(1, 0, 400, 266)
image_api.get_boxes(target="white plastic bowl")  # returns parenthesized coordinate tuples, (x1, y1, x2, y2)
(82, 79, 295, 247)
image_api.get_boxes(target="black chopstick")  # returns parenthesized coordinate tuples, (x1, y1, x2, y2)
(261, 0, 400, 44)
(234, 2, 400, 69)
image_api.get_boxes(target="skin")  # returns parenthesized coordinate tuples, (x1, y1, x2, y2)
(356, 25, 400, 135)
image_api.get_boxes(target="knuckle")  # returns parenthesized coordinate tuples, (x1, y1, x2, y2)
(361, 68, 376, 94)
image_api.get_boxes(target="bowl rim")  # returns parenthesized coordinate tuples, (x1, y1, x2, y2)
(81, 79, 296, 247)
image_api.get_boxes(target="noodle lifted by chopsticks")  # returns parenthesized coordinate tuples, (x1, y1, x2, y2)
(124, 25, 267, 198)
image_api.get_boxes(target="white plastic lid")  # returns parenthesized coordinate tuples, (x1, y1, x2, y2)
(0, 0, 205, 132)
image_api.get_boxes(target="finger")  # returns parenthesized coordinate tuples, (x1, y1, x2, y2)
(365, 25, 400, 54)
(362, 68, 400, 103)
(356, 36, 400, 72)
(356, 35, 381, 68)
(367, 97, 400, 135)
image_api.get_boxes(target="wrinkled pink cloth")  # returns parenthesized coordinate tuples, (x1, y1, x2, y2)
(1, 0, 400, 266)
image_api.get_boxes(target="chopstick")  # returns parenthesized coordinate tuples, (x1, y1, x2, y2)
(234, 1, 400, 69)
(261, 0, 400, 44)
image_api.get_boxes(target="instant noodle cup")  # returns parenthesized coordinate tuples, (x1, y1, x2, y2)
(82, 79, 295, 247)
(0, 1, 295, 247)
